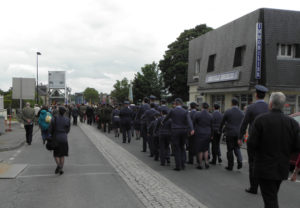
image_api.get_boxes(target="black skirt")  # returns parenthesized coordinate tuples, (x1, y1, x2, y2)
(195, 136, 211, 153)
(53, 141, 69, 157)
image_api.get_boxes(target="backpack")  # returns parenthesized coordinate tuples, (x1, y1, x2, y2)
(45, 112, 52, 123)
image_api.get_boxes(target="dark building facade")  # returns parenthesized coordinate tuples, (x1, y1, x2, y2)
(188, 8, 300, 114)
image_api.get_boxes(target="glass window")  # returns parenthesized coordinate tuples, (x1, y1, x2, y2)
(207, 54, 216, 72)
(233, 46, 246, 67)
(233, 94, 253, 111)
(211, 94, 225, 112)
(195, 59, 200, 74)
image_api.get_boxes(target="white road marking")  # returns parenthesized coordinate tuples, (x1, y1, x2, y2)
(81, 123, 208, 208)
(9, 157, 14, 161)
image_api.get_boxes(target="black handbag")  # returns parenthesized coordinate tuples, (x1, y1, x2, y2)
(46, 116, 57, 151)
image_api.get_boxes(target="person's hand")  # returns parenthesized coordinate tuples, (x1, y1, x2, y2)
(190, 130, 195, 136)
(237, 139, 242, 146)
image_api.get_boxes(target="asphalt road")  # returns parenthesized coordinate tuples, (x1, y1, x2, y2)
(0, 122, 299, 208)
(0, 125, 143, 208)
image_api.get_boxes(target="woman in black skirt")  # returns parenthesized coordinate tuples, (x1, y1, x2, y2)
(193, 103, 213, 169)
(49, 106, 70, 175)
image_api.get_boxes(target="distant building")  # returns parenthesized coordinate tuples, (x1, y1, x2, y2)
(75, 93, 84, 105)
(188, 8, 300, 114)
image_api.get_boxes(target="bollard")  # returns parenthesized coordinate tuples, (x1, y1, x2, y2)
(5, 115, 12, 132)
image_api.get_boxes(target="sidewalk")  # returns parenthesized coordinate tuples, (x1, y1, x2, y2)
(0, 122, 39, 152)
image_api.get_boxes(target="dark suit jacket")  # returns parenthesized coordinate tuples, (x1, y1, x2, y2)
(220, 106, 244, 137)
(239, 100, 268, 140)
(249, 109, 300, 180)
(212, 110, 223, 132)
(120, 107, 133, 128)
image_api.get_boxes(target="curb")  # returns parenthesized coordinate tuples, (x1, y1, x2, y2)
(0, 128, 39, 152)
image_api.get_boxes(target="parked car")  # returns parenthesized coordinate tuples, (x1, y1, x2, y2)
(289, 112, 300, 171)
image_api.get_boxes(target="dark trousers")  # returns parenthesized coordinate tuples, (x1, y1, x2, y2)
(141, 123, 148, 151)
(188, 135, 195, 164)
(226, 136, 240, 168)
(247, 148, 259, 191)
(211, 131, 221, 162)
(122, 125, 131, 143)
(259, 179, 282, 208)
(153, 136, 159, 160)
(87, 116, 93, 125)
(171, 129, 187, 170)
(73, 116, 78, 125)
(102, 120, 111, 133)
(159, 135, 170, 165)
(24, 124, 33, 144)
(148, 135, 154, 156)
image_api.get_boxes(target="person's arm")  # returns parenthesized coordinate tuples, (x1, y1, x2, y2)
(186, 111, 194, 135)
(239, 109, 250, 140)
(219, 112, 226, 134)
(248, 117, 261, 152)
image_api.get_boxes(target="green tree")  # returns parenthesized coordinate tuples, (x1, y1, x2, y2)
(110, 78, 130, 103)
(83, 87, 99, 104)
(132, 62, 162, 103)
(159, 24, 213, 101)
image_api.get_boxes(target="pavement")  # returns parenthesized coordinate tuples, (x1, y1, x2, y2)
(0, 122, 39, 152)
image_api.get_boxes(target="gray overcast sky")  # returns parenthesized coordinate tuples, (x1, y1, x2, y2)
(0, 0, 299, 93)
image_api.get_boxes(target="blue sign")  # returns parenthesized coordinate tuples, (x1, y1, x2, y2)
(256, 23, 263, 79)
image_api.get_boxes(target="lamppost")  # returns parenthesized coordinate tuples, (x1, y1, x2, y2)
(36, 52, 41, 104)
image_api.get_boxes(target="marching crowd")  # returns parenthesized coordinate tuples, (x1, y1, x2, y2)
(20, 84, 300, 208)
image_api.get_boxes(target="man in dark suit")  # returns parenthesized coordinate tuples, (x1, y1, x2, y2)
(220, 98, 244, 171)
(163, 98, 194, 171)
(210, 103, 223, 165)
(120, 101, 133, 143)
(248, 92, 300, 208)
(136, 97, 150, 151)
(158, 99, 169, 114)
(239, 85, 269, 194)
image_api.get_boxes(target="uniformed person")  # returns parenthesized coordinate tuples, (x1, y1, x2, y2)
(210, 103, 223, 164)
(136, 97, 150, 152)
(142, 103, 160, 157)
(112, 105, 121, 137)
(239, 85, 269, 194)
(120, 101, 133, 143)
(220, 98, 244, 171)
(22, 102, 35, 145)
(163, 98, 194, 171)
(187, 102, 198, 164)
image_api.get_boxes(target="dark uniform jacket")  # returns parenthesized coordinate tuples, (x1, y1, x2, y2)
(142, 108, 159, 126)
(212, 110, 223, 132)
(156, 116, 172, 136)
(49, 115, 70, 143)
(164, 106, 194, 130)
(248, 109, 300, 180)
(119, 107, 133, 128)
(220, 106, 244, 137)
(136, 103, 150, 124)
(158, 105, 169, 114)
(193, 110, 213, 137)
(239, 100, 268, 140)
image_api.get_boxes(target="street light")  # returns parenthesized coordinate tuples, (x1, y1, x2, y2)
(36, 52, 41, 104)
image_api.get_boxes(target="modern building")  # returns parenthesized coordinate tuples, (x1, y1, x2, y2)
(188, 8, 300, 114)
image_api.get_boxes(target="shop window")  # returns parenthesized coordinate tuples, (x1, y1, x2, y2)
(207, 54, 216, 72)
(233, 94, 253, 111)
(233, 46, 246, 67)
(211, 94, 225, 113)
(277, 44, 300, 58)
(195, 59, 201, 74)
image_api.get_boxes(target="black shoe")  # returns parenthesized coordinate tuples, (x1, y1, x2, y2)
(209, 161, 216, 165)
(245, 188, 257, 194)
(237, 162, 243, 169)
(160, 163, 165, 166)
(59, 169, 64, 175)
(173, 168, 181, 171)
(225, 166, 233, 171)
(167, 159, 170, 164)
(128, 140, 131, 144)
(149, 154, 154, 157)
(141, 150, 146, 152)
(55, 166, 60, 174)
(196, 165, 203, 170)
(205, 163, 210, 169)
(218, 158, 222, 163)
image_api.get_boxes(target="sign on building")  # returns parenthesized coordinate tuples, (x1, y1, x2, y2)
(48, 71, 66, 89)
(205, 70, 240, 83)
(256, 22, 263, 79)
(12, 78, 35, 100)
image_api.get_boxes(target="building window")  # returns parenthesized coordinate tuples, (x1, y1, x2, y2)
(211, 94, 225, 113)
(195, 59, 201, 74)
(207, 54, 216, 72)
(277, 44, 300, 58)
(233, 46, 246, 67)
(233, 94, 253, 111)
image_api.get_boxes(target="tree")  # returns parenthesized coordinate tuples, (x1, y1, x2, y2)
(83, 87, 99, 104)
(132, 62, 162, 103)
(110, 78, 130, 103)
(159, 24, 213, 101)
